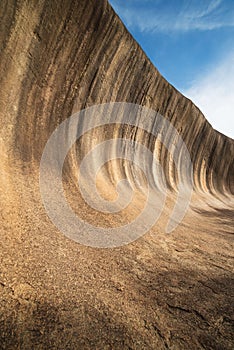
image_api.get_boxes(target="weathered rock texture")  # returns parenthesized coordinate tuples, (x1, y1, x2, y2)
(0, 0, 233, 349)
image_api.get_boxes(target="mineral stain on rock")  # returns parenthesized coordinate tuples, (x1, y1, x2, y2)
(0, 0, 233, 349)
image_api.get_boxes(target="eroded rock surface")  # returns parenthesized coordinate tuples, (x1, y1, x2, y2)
(0, 0, 233, 349)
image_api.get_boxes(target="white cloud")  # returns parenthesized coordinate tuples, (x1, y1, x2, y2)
(180, 0, 222, 20)
(109, 0, 234, 139)
(183, 52, 234, 139)
(110, 0, 234, 33)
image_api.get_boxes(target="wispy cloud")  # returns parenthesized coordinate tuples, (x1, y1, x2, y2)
(110, 0, 234, 33)
(183, 52, 234, 138)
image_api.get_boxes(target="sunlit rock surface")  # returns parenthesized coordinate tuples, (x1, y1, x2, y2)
(0, 0, 233, 349)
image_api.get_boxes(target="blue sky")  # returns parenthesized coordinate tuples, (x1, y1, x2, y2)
(109, 0, 234, 138)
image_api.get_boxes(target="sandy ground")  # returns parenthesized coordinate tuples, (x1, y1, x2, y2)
(0, 155, 233, 349)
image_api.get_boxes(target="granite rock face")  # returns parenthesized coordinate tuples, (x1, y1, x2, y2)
(0, 0, 233, 349)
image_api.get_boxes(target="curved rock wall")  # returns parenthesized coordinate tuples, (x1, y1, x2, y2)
(0, 0, 233, 196)
(0, 0, 234, 349)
